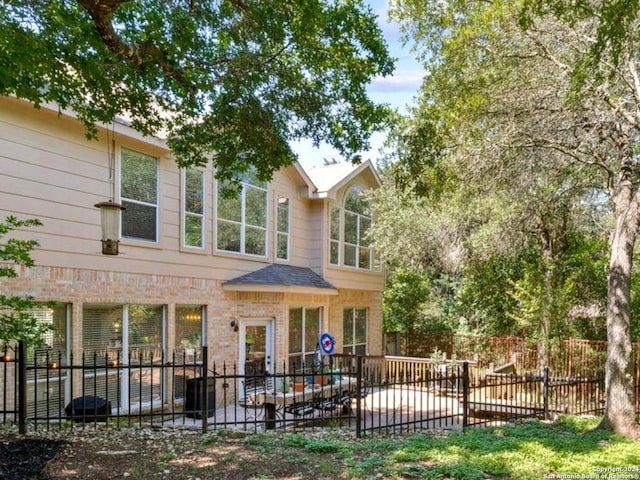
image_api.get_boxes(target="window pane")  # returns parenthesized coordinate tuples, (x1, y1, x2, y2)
(359, 247, 371, 269)
(330, 240, 339, 265)
(122, 200, 157, 241)
(31, 305, 67, 355)
(359, 216, 371, 246)
(185, 169, 204, 214)
(129, 305, 162, 346)
(330, 207, 340, 241)
(217, 220, 241, 252)
(277, 233, 288, 260)
(121, 149, 157, 203)
(345, 187, 366, 214)
(175, 305, 203, 350)
(245, 226, 266, 256)
(355, 309, 367, 344)
(245, 186, 267, 227)
(304, 308, 320, 355)
(241, 169, 267, 189)
(277, 197, 289, 233)
(83, 305, 122, 356)
(185, 214, 203, 247)
(217, 191, 241, 222)
(344, 244, 357, 267)
(343, 310, 354, 347)
(289, 308, 303, 354)
(344, 211, 358, 244)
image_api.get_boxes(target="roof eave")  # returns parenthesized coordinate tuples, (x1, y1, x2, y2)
(223, 284, 339, 295)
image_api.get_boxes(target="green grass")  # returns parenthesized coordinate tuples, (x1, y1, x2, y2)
(259, 417, 640, 479)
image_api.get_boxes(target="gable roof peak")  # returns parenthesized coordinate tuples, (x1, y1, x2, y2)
(305, 160, 380, 198)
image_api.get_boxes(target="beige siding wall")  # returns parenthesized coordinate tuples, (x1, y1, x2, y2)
(0, 97, 321, 279)
(0, 96, 385, 370)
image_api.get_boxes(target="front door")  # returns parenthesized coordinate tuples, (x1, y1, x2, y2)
(239, 319, 274, 376)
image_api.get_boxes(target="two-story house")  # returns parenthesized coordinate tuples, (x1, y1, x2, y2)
(0, 95, 384, 411)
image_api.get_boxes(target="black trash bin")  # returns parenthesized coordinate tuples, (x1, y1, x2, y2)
(65, 395, 111, 422)
(185, 377, 216, 419)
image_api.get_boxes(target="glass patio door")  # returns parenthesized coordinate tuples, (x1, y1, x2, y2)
(239, 319, 274, 377)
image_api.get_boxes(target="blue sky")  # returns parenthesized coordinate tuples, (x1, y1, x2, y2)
(292, 0, 424, 170)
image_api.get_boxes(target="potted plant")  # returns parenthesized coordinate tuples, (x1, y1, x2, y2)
(292, 376, 305, 392)
(312, 363, 331, 386)
(279, 376, 290, 394)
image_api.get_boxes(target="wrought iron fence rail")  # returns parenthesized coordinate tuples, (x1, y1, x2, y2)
(0, 343, 612, 438)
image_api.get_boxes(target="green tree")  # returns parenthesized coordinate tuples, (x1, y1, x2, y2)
(391, 0, 640, 436)
(0, 0, 394, 183)
(0, 216, 51, 346)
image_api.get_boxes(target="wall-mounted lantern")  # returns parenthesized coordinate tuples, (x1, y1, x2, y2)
(94, 200, 125, 255)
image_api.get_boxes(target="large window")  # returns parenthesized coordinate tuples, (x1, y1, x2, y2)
(288, 307, 320, 370)
(183, 169, 205, 248)
(330, 187, 374, 270)
(343, 308, 367, 355)
(82, 304, 165, 409)
(330, 206, 340, 265)
(276, 196, 290, 260)
(216, 171, 268, 256)
(344, 187, 371, 269)
(121, 148, 158, 242)
(82, 304, 164, 363)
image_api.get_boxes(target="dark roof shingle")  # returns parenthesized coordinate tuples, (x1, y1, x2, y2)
(224, 264, 336, 290)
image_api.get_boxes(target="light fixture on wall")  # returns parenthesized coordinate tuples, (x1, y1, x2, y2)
(95, 200, 125, 255)
(230, 320, 239, 332)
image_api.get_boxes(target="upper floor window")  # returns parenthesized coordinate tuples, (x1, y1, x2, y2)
(330, 206, 340, 265)
(276, 196, 290, 260)
(216, 171, 267, 256)
(331, 187, 373, 270)
(183, 169, 205, 248)
(121, 148, 158, 242)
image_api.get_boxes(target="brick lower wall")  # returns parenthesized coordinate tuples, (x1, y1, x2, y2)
(1, 265, 384, 365)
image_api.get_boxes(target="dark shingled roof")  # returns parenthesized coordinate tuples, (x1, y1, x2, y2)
(224, 264, 336, 290)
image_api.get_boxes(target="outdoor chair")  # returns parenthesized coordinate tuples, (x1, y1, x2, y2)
(239, 375, 275, 421)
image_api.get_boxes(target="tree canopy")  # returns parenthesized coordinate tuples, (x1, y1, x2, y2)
(389, 0, 640, 437)
(0, 0, 394, 182)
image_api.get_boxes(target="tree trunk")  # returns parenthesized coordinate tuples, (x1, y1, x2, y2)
(599, 137, 640, 438)
(539, 224, 553, 372)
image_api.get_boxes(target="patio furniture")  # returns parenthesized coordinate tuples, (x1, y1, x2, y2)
(251, 376, 358, 429)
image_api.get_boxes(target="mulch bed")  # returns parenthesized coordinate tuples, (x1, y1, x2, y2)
(0, 436, 66, 480)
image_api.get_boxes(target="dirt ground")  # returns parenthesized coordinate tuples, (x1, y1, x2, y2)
(1, 427, 372, 480)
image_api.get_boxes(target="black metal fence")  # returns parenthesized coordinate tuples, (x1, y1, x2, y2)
(1, 342, 607, 438)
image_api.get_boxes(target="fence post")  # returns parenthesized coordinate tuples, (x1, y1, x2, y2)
(18, 340, 27, 434)
(543, 366, 549, 419)
(201, 345, 208, 434)
(355, 355, 362, 439)
(462, 361, 469, 429)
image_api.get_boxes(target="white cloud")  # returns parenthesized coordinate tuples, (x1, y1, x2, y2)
(368, 71, 424, 93)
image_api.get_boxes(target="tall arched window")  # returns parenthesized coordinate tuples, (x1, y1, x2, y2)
(343, 187, 372, 269)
